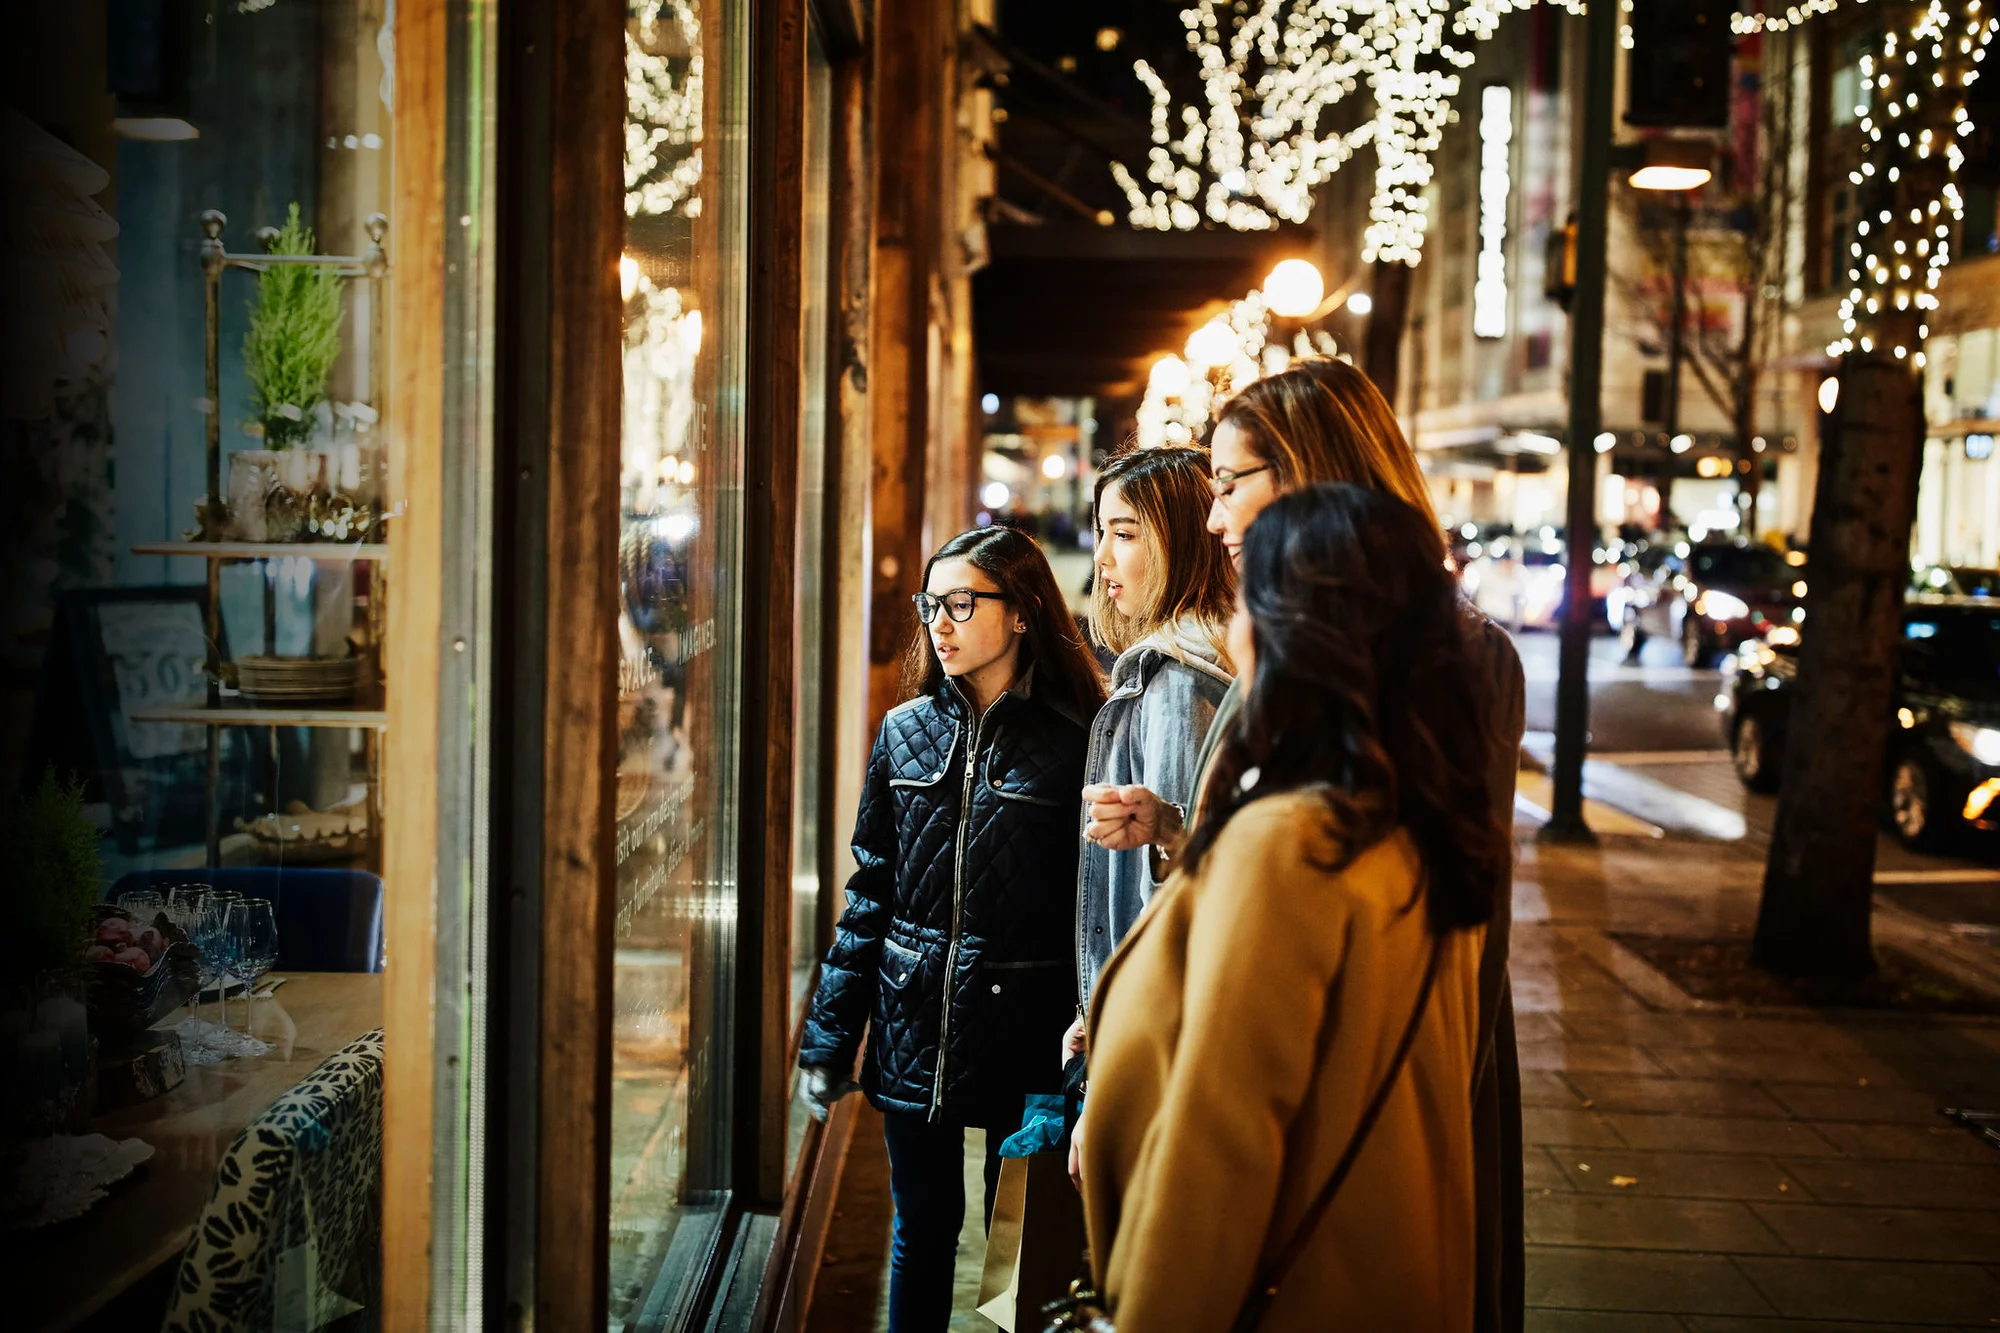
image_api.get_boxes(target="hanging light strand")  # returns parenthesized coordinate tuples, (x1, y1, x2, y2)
(625, 0, 704, 219)
(1829, 0, 1995, 364)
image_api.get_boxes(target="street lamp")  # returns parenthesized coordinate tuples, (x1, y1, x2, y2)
(1627, 140, 1712, 454)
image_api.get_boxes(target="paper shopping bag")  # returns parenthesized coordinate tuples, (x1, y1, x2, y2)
(976, 1153, 1089, 1331)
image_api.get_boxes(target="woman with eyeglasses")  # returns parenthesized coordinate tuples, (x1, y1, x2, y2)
(1080, 357, 1529, 1333)
(798, 524, 1104, 1333)
(1079, 482, 1509, 1331)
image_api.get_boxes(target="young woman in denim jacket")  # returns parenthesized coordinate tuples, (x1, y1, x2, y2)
(1068, 446, 1235, 1049)
(797, 524, 1104, 1333)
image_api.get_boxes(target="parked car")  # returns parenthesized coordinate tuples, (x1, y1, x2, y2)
(1460, 534, 1618, 630)
(1719, 596, 2000, 849)
(1615, 540, 1802, 667)
(1912, 564, 2000, 598)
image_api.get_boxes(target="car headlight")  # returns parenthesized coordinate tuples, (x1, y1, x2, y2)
(1949, 722, 2000, 767)
(1697, 591, 1751, 620)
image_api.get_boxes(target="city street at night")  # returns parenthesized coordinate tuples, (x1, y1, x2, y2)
(12, 0, 2000, 1330)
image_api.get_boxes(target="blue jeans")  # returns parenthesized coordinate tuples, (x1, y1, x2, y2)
(882, 1102, 1022, 1333)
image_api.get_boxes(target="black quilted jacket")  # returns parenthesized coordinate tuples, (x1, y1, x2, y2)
(799, 674, 1088, 1122)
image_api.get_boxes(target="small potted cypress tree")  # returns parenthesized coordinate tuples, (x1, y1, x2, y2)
(230, 203, 344, 540)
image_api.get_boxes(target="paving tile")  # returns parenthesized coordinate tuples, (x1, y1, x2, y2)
(1525, 1106, 1629, 1148)
(1604, 1115, 1840, 1157)
(1527, 1312, 1686, 1333)
(1525, 1146, 1573, 1192)
(1782, 1158, 2000, 1209)
(1524, 1069, 1590, 1106)
(1761, 1082, 1952, 1124)
(1527, 1193, 1787, 1254)
(1521, 1040, 1672, 1075)
(1733, 1255, 2000, 1324)
(1750, 1202, 2000, 1264)
(1525, 1246, 1775, 1316)
(1811, 1120, 2000, 1163)
(1688, 1312, 2000, 1320)
(1517, 1011, 1577, 1043)
(1645, 1047, 1851, 1084)
(1566, 1074, 1792, 1119)
(1559, 1014, 1791, 1052)
(1546, 1149, 1807, 1201)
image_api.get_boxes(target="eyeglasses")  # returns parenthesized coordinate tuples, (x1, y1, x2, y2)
(914, 589, 1008, 624)
(1209, 464, 1272, 503)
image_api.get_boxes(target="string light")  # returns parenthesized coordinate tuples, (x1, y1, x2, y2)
(1110, 0, 1575, 269)
(1828, 0, 1995, 360)
(626, 0, 704, 219)
(1135, 283, 1347, 446)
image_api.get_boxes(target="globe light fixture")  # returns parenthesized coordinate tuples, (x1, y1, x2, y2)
(1149, 353, 1192, 396)
(1185, 319, 1239, 370)
(1345, 291, 1374, 317)
(1263, 259, 1324, 319)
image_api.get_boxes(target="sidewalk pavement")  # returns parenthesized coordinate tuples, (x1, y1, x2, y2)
(1515, 831, 2000, 1332)
(813, 802, 2000, 1332)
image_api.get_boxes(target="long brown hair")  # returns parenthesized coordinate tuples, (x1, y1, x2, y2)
(1087, 445, 1235, 663)
(1216, 356, 1445, 568)
(899, 525, 1107, 719)
(1185, 483, 1503, 935)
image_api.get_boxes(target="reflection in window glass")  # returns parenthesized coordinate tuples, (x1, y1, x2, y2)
(609, 0, 748, 1321)
(786, 30, 836, 1175)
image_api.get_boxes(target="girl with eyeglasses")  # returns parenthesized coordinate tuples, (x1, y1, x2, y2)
(798, 524, 1104, 1333)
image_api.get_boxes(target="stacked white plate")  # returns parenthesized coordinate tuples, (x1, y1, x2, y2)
(234, 654, 363, 704)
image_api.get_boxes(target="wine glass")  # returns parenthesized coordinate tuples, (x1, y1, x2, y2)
(117, 889, 165, 923)
(162, 886, 211, 1020)
(222, 899, 279, 1030)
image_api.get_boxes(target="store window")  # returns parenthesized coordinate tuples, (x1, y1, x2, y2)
(11, 4, 394, 1327)
(786, 27, 837, 1173)
(608, 0, 751, 1321)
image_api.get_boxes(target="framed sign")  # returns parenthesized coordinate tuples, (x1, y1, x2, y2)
(26, 586, 227, 851)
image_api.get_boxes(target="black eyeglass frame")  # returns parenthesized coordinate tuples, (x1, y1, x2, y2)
(913, 589, 1008, 624)
(1208, 463, 1273, 500)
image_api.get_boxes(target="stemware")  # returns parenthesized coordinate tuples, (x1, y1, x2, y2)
(116, 889, 165, 921)
(221, 899, 279, 1030)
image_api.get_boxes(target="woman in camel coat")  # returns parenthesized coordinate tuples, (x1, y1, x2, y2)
(1078, 483, 1510, 1332)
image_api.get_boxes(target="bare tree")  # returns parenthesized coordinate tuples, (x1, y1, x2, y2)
(1609, 81, 1794, 535)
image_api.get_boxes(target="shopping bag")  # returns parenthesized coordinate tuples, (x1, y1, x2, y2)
(975, 1153, 1089, 1331)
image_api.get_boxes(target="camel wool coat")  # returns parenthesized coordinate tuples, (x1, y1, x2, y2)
(1080, 792, 1486, 1333)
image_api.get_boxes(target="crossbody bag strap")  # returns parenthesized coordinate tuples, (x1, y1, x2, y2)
(1228, 930, 1447, 1333)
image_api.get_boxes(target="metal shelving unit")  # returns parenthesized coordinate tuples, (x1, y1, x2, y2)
(136, 210, 391, 868)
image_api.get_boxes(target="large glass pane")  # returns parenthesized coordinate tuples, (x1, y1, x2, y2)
(609, 0, 749, 1322)
(786, 29, 836, 1175)
(10, 6, 394, 1327)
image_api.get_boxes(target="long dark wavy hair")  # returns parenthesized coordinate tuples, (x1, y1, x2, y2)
(1184, 483, 1504, 934)
(899, 525, 1107, 719)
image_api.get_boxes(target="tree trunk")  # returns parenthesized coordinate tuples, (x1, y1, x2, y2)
(1363, 258, 1413, 411)
(1752, 350, 1923, 980)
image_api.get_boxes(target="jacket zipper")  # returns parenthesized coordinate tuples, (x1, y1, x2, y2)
(932, 687, 1003, 1120)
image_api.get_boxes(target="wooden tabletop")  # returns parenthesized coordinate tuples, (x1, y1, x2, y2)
(18, 972, 384, 1332)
